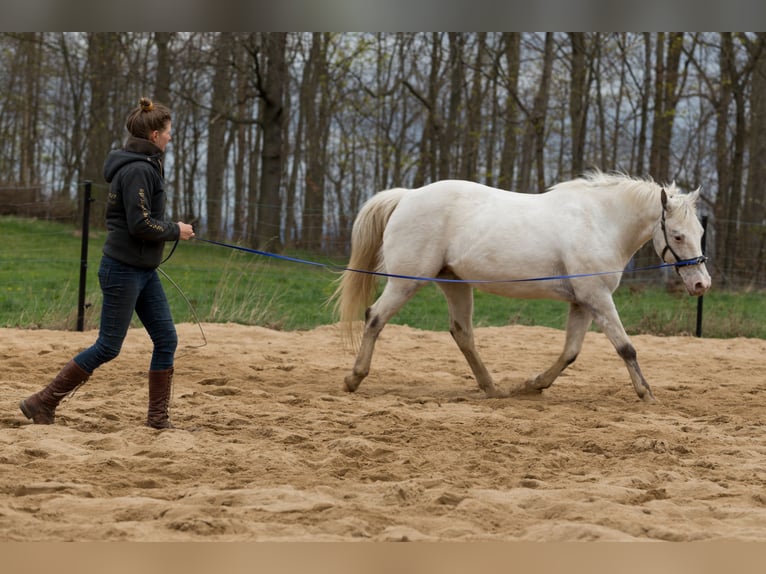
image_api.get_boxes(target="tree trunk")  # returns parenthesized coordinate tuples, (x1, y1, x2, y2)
(153, 32, 173, 217)
(205, 32, 232, 240)
(154, 32, 172, 106)
(246, 94, 262, 248)
(301, 32, 329, 251)
(232, 41, 249, 242)
(533, 33, 555, 194)
(649, 32, 683, 183)
(518, 33, 555, 194)
(440, 33, 465, 180)
(460, 32, 486, 181)
(569, 32, 588, 177)
(498, 32, 520, 190)
(636, 33, 652, 177)
(713, 33, 736, 278)
(609, 34, 625, 169)
(284, 48, 303, 250)
(744, 33, 766, 285)
(412, 33, 444, 187)
(256, 32, 287, 252)
(19, 33, 41, 187)
(83, 32, 120, 227)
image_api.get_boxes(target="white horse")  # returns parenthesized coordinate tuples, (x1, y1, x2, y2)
(330, 171, 711, 402)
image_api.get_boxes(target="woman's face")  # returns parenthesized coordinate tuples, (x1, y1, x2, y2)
(150, 121, 172, 152)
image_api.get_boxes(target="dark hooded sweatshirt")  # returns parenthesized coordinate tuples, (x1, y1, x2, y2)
(102, 136, 180, 269)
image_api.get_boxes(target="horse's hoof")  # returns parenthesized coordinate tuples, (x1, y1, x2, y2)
(343, 376, 359, 393)
(484, 387, 508, 399)
(640, 392, 657, 404)
(507, 379, 543, 396)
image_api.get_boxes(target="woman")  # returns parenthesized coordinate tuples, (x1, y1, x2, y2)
(20, 97, 195, 429)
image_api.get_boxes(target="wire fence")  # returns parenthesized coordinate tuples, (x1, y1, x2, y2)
(6, 183, 762, 278)
(2, 182, 765, 337)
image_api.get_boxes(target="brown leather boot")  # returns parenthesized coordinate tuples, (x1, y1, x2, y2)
(19, 360, 91, 424)
(146, 367, 174, 429)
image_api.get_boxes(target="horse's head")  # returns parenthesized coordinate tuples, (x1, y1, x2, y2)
(652, 187, 711, 297)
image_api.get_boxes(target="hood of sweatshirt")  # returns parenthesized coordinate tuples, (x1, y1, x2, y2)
(103, 136, 164, 183)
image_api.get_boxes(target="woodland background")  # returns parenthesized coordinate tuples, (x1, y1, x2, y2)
(1, 32, 765, 288)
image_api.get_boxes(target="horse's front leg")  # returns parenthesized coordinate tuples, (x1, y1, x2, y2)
(615, 341, 656, 403)
(589, 296, 656, 403)
(520, 302, 592, 394)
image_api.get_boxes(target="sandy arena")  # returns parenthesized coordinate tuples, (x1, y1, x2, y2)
(1, 322, 765, 542)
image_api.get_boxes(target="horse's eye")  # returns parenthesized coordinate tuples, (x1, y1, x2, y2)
(674, 234, 684, 242)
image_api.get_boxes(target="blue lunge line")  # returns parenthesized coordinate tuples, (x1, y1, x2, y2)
(194, 237, 699, 284)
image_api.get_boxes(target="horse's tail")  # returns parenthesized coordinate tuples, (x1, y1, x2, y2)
(330, 188, 407, 348)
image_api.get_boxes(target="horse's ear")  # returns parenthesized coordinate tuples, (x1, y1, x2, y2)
(690, 187, 701, 203)
(661, 188, 669, 210)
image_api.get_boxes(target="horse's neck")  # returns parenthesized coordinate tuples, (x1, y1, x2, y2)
(614, 184, 662, 256)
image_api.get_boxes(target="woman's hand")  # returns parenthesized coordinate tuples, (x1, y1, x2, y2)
(177, 222, 195, 240)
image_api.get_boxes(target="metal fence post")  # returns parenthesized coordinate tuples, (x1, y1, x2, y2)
(77, 180, 93, 331)
(695, 215, 708, 337)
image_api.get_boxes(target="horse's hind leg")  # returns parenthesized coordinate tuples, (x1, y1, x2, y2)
(344, 279, 421, 393)
(438, 282, 505, 398)
(523, 302, 592, 394)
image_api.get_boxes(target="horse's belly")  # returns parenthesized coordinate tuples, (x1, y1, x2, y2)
(475, 280, 575, 302)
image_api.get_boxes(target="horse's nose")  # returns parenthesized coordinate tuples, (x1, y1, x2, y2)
(694, 277, 711, 296)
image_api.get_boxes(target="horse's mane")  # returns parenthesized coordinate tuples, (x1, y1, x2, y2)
(553, 170, 678, 195)
(549, 170, 701, 223)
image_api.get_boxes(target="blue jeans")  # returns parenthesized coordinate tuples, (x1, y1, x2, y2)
(74, 255, 178, 373)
